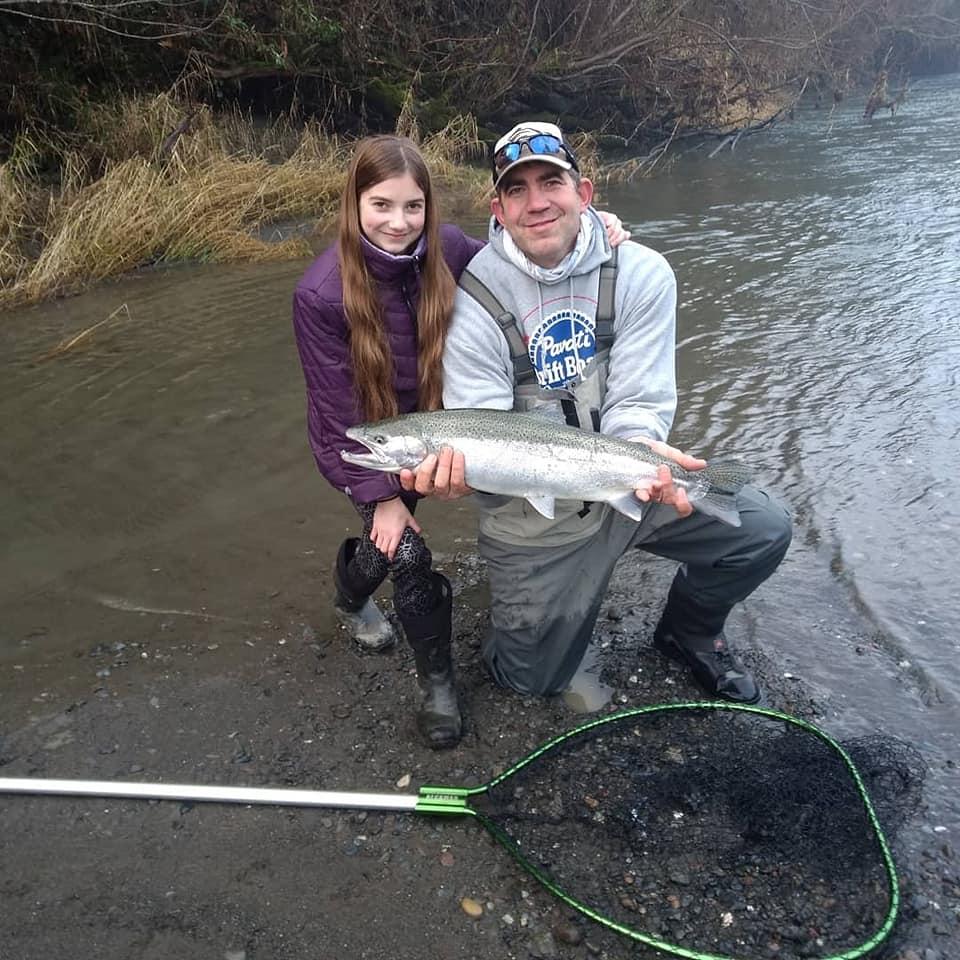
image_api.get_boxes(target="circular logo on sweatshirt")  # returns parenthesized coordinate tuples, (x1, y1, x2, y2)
(527, 309, 596, 389)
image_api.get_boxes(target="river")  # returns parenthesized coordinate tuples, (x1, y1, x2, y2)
(601, 74, 959, 829)
(1, 72, 958, 883)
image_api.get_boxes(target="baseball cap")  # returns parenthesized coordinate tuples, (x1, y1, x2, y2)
(491, 121, 579, 188)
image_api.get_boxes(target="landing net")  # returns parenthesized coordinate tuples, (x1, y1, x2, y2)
(466, 704, 923, 960)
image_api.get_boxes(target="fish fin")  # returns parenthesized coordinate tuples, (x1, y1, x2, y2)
(525, 495, 556, 519)
(699, 458, 753, 494)
(607, 492, 646, 522)
(694, 491, 743, 528)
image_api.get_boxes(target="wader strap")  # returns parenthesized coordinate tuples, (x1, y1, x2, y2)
(459, 269, 533, 383)
(595, 245, 618, 347)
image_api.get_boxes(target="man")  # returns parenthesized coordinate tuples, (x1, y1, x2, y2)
(402, 121, 791, 705)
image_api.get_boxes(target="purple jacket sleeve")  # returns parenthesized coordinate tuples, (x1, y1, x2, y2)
(292, 285, 401, 504)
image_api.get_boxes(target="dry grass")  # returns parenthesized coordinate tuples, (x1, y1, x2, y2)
(1, 93, 488, 309)
(34, 303, 131, 362)
(0, 164, 29, 285)
(395, 89, 490, 205)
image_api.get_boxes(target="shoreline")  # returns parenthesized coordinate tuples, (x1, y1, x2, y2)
(1, 89, 815, 313)
(0, 535, 951, 960)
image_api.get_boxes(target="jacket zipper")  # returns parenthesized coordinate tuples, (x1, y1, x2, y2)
(400, 262, 417, 318)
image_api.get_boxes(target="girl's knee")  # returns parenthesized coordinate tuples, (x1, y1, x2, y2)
(352, 534, 390, 578)
(391, 527, 432, 575)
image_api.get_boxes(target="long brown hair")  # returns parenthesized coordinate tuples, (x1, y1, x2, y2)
(338, 135, 456, 421)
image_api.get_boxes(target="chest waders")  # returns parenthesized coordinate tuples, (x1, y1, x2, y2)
(459, 248, 619, 515)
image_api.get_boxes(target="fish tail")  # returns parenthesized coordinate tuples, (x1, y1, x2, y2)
(699, 458, 753, 494)
(683, 459, 752, 527)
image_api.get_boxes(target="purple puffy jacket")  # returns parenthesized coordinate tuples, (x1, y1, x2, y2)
(292, 224, 484, 504)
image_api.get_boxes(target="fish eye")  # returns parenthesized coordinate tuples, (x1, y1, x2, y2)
(372, 434, 387, 444)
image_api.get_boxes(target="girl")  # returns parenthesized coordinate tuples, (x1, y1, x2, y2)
(293, 136, 478, 749)
(292, 135, 627, 749)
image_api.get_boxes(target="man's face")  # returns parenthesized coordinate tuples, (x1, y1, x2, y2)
(491, 162, 594, 269)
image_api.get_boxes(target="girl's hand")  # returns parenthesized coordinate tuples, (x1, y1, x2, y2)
(371, 497, 422, 561)
(597, 210, 631, 247)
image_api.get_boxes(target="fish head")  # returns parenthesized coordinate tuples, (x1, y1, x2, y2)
(341, 422, 430, 473)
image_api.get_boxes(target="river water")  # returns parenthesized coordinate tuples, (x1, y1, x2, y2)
(600, 75, 960, 827)
(1, 74, 957, 847)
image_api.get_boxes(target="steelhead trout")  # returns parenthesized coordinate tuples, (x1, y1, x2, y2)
(342, 409, 752, 527)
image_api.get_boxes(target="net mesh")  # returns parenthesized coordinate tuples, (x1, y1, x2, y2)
(472, 706, 924, 960)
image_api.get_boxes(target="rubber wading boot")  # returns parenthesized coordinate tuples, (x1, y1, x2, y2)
(333, 539, 396, 651)
(652, 586, 760, 704)
(398, 573, 462, 749)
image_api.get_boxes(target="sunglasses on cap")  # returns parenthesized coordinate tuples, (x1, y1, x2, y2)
(492, 134, 579, 177)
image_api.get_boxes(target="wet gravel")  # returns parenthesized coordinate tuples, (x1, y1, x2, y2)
(0, 548, 956, 960)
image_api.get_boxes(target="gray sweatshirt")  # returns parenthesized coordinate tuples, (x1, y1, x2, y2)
(442, 207, 678, 545)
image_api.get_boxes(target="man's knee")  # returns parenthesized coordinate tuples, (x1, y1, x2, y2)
(482, 619, 586, 698)
(759, 495, 792, 557)
(742, 491, 792, 567)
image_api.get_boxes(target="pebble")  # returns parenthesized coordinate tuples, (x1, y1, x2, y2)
(528, 932, 558, 959)
(460, 897, 483, 918)
(554, 920, 582, 945)
(439, 850, 455, 867)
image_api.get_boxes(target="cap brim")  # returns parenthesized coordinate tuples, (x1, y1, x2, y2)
(493, 153, 572, 188)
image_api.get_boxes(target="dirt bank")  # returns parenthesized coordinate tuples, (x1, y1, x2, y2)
(1, 527, 953, 960)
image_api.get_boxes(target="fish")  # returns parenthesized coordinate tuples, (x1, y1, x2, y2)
(341, 408, 753, 527)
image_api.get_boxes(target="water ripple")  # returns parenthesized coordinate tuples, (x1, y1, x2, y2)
(618, 75, 960, 721)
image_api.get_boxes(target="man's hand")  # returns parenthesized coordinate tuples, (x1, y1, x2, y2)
(399, 446, 473, 500)
(631, 438, 707, 518)
(371, 497, 422, 561)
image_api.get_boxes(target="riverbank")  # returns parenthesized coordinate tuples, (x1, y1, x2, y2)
(0, 522, 950, 960)
(1, 83, 816, 312)
(0, 240, 955, 958)
(0, 94, 489, 310)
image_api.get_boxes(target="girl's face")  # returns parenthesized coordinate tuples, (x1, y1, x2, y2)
(358, 172, 426, 254)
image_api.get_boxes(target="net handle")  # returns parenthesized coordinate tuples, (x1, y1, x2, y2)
(0, 776, 424, 812)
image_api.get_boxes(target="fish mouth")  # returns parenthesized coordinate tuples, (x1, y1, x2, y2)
(340, 440, 399, 470)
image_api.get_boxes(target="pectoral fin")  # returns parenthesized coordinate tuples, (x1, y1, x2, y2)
(525, 495, 556, 519)
(694, 491, 743, 527)
(606, 492, 646, 522)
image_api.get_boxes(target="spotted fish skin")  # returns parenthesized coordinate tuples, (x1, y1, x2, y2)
(342, 408, 752, 526)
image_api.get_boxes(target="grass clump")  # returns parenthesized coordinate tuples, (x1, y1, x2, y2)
(1, 93, 487, 309)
